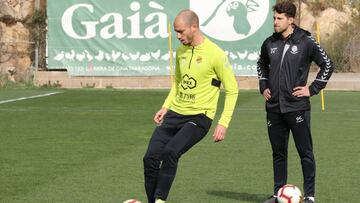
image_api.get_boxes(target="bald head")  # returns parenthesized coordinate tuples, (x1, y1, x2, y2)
(175, 9, 199, 28)
(174, 9, 203, 46)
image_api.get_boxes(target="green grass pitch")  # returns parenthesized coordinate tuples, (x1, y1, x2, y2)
(0, 89, 358, 202)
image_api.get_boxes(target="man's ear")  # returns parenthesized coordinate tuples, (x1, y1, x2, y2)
(288, 17, 295, 25)
(191, 23, 197, 32)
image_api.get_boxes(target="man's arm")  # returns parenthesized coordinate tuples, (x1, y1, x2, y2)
(257, 40, 270, 95)
(213, 53, 238, 142)
(153, 107, 168, 124)
(307, 36, 334, 96)
(155, 52, 180, 124)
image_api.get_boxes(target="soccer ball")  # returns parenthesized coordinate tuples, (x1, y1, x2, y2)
(123, 199, 142, 203)
(277, 184, 302, 203)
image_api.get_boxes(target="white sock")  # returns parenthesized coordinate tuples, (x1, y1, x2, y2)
(305, 196, 315, 202)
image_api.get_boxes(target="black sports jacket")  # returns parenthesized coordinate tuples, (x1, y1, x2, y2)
(257, 26, 334, 113)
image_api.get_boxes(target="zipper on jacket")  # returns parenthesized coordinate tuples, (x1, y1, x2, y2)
(280, 43, 290, 69)
(278, 42, 290, 112)
(188, 47, 194, 69)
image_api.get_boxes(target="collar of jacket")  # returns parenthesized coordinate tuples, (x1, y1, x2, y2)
(270, 24, 311, 44)
(183, 37, 209, 50)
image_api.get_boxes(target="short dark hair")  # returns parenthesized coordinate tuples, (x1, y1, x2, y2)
(273, 1, 296, 18)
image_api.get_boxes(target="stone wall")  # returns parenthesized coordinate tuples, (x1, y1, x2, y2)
(0, 0, 34, 82)
(296, 2, 356, 41)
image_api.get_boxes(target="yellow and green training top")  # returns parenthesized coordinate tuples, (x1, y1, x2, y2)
(162, 37, 238, 128)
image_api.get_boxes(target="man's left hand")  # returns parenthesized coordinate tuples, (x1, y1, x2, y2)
(213, 124, 227, 142)
(292, 86, 310, 97)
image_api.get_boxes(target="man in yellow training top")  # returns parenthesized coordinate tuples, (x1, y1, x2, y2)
(143, 9, 239, 203)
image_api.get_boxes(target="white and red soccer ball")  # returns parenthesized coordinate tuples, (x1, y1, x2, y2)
(123, 199, 142, 203)
(277, 184, 302, 203)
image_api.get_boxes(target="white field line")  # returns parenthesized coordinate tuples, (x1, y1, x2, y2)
(0, 92, 60, 104)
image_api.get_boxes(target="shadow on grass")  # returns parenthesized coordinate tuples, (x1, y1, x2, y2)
(207, 190, 267, 202)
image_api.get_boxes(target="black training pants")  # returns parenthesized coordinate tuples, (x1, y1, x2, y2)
(267, 111, 315, 197)
(143, 110, 212, 203)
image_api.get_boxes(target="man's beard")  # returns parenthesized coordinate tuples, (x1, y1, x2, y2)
(274, 27, 286, 34)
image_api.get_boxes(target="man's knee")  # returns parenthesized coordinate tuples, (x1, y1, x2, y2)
(272, 148, 288, 163)
(162, 147, 179, 167)
(143, 154, 160, 170)
(298, 150, 315, 162)
(272, 144, 288, 157)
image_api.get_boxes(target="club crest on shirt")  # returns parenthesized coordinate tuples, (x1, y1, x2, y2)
(290, 45, 298, 54)
(196, 56, 202, 64)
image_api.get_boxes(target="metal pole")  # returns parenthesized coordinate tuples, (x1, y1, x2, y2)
(167, 21, 174, 84)
(316, 22, 325, 112)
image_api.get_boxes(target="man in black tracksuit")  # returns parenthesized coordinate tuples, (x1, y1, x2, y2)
(258, 2, 334, 203)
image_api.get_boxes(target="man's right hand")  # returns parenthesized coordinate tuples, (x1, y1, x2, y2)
(154, 107, 168, 124)
(263, 88, 271, 101)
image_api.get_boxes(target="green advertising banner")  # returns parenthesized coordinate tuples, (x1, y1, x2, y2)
(48, 0, 275, 76)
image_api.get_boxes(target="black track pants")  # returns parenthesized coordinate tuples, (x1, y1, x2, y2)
(143, 110, 212, 203)
(267, 111, 315, 197)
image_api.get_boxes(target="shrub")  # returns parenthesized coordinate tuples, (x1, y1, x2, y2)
(322, 16, 360, 72)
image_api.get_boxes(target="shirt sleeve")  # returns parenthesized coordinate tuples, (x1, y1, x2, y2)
(214, 52, 239, 128)
(162, 51, 180, 108)
(308, 36, 334, 96)
(257, 40, 270, 94)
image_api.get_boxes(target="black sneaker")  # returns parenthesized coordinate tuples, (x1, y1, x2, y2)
(263, 195, 277, 203)
(303, 197, 315, 203)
